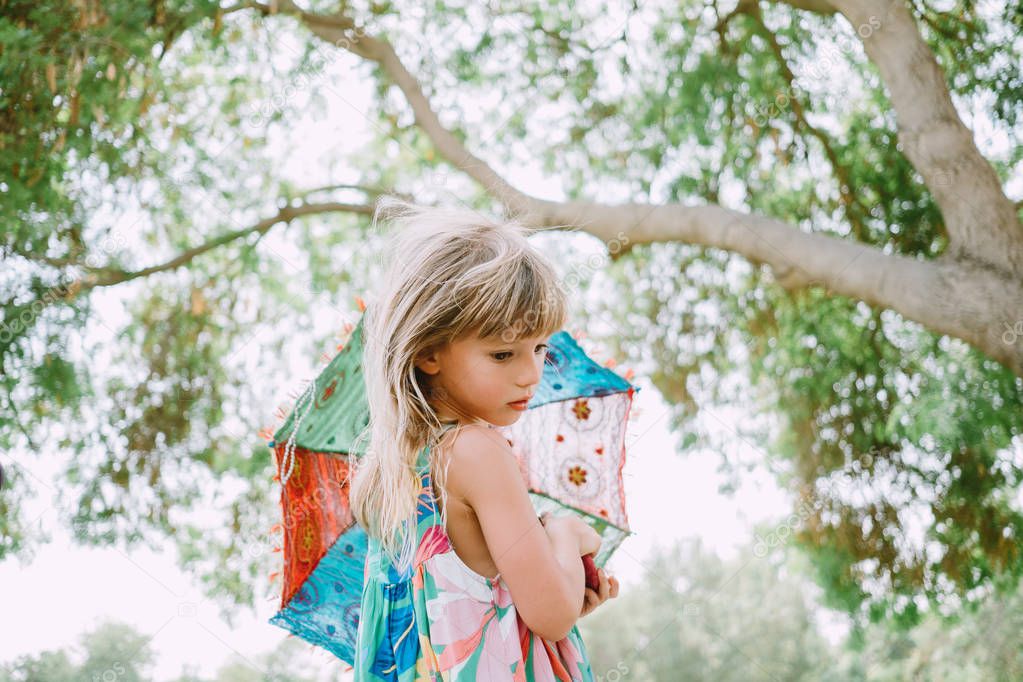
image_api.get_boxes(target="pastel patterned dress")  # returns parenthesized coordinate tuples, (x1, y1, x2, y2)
(353, 435, 596, 681)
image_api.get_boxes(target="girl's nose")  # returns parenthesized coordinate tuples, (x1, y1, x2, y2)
(518, 357, 542, 387)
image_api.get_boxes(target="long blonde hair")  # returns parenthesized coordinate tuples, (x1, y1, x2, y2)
(350, 198, 569, 575)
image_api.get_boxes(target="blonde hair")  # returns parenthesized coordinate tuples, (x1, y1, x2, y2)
(350, 198, 569, 575)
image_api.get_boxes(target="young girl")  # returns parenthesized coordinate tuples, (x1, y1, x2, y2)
(350, 199, 619, 681)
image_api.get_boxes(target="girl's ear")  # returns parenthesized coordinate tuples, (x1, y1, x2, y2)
(414, 348, 441, 375)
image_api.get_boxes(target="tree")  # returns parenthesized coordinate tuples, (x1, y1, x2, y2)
(0, 619, 323, 681)
(584, 536, 1023, 681)
(0, 621, 155, 682)
(2, 0, 1022, 628)
(579, 538, 836, 681)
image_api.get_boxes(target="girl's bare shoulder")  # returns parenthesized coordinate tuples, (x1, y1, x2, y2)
(445, 423, 512, 452)
(436, 424, 517, 495)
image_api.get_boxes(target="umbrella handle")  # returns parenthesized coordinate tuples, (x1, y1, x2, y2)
(581, 553, 600, 591)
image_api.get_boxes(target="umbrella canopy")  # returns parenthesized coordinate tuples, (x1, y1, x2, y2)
(267, 310, 638, 665)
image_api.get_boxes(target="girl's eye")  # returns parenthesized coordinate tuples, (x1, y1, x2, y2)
(492, 344, 549, 362)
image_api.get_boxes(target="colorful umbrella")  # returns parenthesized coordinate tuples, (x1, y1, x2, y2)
(266, 306, 639, 666)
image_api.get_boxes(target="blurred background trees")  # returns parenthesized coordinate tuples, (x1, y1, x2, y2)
(4, 538, 1022, 680)
(0, 620, 322, 681)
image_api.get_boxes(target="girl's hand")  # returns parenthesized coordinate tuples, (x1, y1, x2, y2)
(540, 513, 601, 556)
(580, 567, 619, 617)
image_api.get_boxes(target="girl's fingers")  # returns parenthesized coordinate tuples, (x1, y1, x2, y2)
(581, 571, 620, 615)
(581, 588, 597, 615)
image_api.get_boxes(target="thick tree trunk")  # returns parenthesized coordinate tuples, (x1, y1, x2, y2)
(828, 0, 1023, 273)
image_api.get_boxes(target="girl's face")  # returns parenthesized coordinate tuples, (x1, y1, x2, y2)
(415, 329, 551, 427)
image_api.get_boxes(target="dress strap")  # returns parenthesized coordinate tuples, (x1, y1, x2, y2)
(414, 443, 431, 474)
(415, 422, 460, 474)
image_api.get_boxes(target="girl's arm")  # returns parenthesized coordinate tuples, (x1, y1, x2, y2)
(543, 523, 586, 620)
(445, 425, 585, 642)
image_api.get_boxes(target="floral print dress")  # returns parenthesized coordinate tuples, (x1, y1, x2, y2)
(353, 432, 595, 681)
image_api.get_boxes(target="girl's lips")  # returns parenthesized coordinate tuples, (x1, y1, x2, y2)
(507, 400, 529, 411)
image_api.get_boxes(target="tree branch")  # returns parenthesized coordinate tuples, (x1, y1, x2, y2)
(827, 0, 1023, 273)
(748, 8, 870, 241)
(293, 183, 414, 202)
(713, 0, 757, 35)
(771, 0, 837, 13)
(75, 200, 373, 292)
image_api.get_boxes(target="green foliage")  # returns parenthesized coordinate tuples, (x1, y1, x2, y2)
(579, 539, 836, 681)
(0, 621, 155, 682)
(579, 537, 1023, 681)
(0, 0, 373, 608)
(740, 280, 1023, 624)
(0, 620, 321, 681)
(1, 0, 220, 564)
(0, 0, 219, 258)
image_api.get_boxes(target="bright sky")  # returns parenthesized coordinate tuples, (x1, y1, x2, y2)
(6, 6, 1019, 680)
